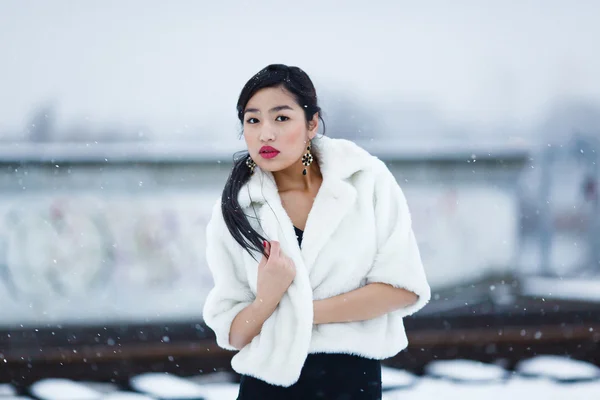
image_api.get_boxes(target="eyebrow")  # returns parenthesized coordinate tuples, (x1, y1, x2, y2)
(244, 105, 294, 115)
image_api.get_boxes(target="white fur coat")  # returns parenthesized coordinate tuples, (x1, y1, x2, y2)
(202, 135, 431, 387)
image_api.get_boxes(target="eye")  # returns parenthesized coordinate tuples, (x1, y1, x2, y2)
(276, 115, 290, 122)
(246, 117, 259, 124)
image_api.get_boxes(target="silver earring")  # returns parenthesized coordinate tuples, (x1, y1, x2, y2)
(301, 143, 313, 176)
(246, 156, 256, 174)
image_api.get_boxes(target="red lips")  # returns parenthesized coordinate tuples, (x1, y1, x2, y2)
(260, 146, 279, 154)
(259, 146, 280, 159)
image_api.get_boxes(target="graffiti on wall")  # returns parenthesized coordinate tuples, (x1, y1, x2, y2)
(0, 184, 517, 326)
(0, 192, 219, 326)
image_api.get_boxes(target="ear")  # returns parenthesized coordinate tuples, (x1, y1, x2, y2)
(307, 112, 319, 140)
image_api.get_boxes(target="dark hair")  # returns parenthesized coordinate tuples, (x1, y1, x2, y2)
(221, 64, 326, 260)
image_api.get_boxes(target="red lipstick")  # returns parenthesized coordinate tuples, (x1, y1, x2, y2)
(259, 145, 280, 159)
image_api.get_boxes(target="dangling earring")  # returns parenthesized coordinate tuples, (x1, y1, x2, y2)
(246, 156, 256, 174)
(301, 142, 313, 176)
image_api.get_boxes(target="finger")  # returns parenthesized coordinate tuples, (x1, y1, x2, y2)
(258, 253, 268, 267)
(269, 240, 280, 258)
(264, 240, 271, 258)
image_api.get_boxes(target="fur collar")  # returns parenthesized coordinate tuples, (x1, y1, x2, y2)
(238, 135, 372, 209)
(236, 135, 375, 270)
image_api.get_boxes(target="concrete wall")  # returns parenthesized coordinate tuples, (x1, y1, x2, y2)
(0, 149, 526, 327)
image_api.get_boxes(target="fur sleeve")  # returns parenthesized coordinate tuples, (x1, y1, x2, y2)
(202, 199, 255, 351)
(365, 159, 431, 317)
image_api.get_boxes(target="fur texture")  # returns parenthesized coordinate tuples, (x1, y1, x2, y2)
(202, 135, 431, 387)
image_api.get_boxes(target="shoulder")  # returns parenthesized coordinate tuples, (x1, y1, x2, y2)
(347, 145, 407, 202)
(317, 135, 392, 182)
(323, 136, 374, 165)
(351, 142, 396, 185)
(366, 154, 393, 178)
(333, 137, 392, 172)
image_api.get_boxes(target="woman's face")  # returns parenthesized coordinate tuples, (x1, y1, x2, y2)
(243, 86, 318, 173)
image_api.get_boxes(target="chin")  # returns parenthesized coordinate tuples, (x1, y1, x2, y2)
(258, 164, 282, 173)
(256, 159, 289, 173)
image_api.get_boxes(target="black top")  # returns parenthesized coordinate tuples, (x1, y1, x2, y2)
(293, 226, 304, 247)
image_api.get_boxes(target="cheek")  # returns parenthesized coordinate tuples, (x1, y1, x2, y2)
(243, 124, 256, 139)
(243, 126, 258, 148)
(282, 121, 306, 147)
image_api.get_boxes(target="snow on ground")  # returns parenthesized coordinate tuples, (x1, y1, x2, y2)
(11, 356, 599, 399)
(0, 397, 33, 400)
(516, 355, 600, 381)
(0, 384, 18, 396)
(382, 376, 600, 399)
(129, 373, 206, 398)
(101, 393, 155, 400)
(381, 367, 418, 389)
(424, 359, 508, 383)
(30, 378, 100, 399)
(383, 358, 600, 398)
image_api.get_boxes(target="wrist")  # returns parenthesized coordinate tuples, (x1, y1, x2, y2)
(253, 295, 279, 314)
(313, 299, 322, 325)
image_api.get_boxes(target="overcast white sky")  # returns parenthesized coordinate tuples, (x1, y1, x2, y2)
(1, 0, 600, 141)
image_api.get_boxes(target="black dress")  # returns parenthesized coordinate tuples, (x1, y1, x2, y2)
(236, 226, 382, 400)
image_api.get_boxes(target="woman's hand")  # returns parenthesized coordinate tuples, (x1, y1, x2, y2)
(229, 240, 295, 350)
(256, 240, 296, 306)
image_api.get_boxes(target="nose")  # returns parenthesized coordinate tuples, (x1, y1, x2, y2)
(258, 123, 276, 142)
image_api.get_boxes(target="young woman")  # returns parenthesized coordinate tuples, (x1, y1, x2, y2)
(202, 64, 431, 399)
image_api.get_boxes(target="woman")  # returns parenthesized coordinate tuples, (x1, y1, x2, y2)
(202, 64, 431, 399)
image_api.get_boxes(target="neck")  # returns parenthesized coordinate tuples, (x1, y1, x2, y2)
(272, 156, 321, 193)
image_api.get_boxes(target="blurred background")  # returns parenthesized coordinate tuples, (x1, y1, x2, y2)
(1, 0, 599, 398)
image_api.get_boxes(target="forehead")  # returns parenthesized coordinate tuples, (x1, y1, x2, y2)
(246, 87, 298, 110)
